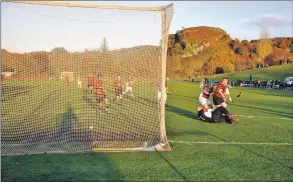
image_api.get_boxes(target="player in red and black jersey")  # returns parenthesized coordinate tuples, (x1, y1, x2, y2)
(94, 73, 110, 115)
(114, 74, 123, 102)
(88, 73, 94, 93)
(213, 77, 229, 108)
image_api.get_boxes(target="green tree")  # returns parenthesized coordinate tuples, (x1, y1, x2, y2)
(51, 47, 68, 54)
(183, 43, 194, 56)
(100, 37, 109, 52)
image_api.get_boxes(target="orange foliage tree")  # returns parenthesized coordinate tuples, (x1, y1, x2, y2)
(203, 54, 234, 75)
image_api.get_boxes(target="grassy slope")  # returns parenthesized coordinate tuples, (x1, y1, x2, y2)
(2, 81, 293, 181)
(199, 64, 293, 81)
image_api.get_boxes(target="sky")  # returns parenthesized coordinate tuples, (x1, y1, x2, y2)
(1, 1, 292, 53)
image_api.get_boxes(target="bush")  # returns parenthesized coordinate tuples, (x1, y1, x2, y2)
(235, 45, 249, 56)
(203, 54, 234, 75)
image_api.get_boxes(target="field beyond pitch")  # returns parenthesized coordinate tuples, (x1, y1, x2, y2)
(2, 81, 293, 181)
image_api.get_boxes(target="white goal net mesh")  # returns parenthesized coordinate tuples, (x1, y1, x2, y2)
(1, 1, 174, 155)
(61, 72, 74, 81)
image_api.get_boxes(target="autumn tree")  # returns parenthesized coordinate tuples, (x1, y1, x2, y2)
(203, 54, 234, 75)
(257, 28, 273, 66)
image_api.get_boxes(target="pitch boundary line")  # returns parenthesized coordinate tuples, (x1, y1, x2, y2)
(168, 140, 293, 146)
(166, 111, 293, 121)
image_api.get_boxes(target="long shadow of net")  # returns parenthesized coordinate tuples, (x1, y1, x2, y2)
(1, 152, 123, 181)
(166, 104, 198, 120)
(231, 103, 292, 119)
(156, 151, 188, 181)
(197, 129, 293, 171)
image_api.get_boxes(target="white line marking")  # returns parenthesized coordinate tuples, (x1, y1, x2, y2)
(168, 140, 293, 146)
(165, 111, 293, 121)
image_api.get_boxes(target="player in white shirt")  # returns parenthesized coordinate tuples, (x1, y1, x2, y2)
(123, 76, 135, 98)
(199, 81, 214, 110)
(77, 75, 82, 88)
(225, 85, 233, 103)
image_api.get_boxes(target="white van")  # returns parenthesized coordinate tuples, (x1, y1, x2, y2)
(284, 77, 293, 85)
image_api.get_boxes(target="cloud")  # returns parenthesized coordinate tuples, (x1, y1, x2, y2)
(242, 15, 292, 28)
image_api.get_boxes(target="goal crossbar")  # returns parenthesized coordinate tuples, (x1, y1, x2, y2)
(5, 1, 173, 12)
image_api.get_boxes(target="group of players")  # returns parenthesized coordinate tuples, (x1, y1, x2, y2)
(86, 73, 135, 115)
(197, 77, 240, 124)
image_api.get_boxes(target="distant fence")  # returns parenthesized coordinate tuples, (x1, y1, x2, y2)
(174, 79, 293, 91)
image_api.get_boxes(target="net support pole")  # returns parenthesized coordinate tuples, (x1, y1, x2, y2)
(160, 4, 174, 145)
(160, 9, 167, 144)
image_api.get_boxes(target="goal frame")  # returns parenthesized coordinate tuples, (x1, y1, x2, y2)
(3, 0, 174, 152)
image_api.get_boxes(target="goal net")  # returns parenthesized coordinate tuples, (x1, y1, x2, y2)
(61, 72, 74, 81)
(1, 1, 174, 155)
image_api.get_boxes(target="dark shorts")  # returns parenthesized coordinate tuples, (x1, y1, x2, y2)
(213, 94, 225, 105)
(96, 97, 104, 104)
(115, 87, 122, 96)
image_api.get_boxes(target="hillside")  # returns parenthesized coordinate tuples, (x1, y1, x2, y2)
(167, 26, 293, 80)
(199, 64, 293, 81)
(1, 46, 161, 79)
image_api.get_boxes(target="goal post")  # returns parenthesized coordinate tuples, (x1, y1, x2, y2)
(1, 1, 174, 155)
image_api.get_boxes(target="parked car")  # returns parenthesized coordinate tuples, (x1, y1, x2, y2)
(284, 77, 293, 85)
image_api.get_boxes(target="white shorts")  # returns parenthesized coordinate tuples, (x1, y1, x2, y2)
(125, 86, 133, 93)
(158, 92, 167, 101)
(78, 81, 81, 85)
(200, 84, 203, 88)
(199, 93, 212, 106)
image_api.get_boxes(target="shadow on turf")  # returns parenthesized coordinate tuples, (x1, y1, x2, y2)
(57, 107, 77, 136)
(1, 85, 35, 101)
(1, 153, 123, 181)
(232, 103, 292, 119)
(166, 104, 293, 171)
(165, 104, 198, 120)
(156, 151, 188, 181)
(198, 129, 293, 171)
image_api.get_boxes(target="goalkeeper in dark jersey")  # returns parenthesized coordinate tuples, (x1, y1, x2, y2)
(196, 106, 239, 124)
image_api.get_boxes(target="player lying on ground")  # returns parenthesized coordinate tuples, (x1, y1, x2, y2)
(114, 74, 123, 102)
(199, 81, 214, 110)
(213, 77, 229, 108)
(196, 106, 239, 124)
(88, 73, 94, 93)
(94, 73, 110, 115)
(123, 76, 135, 99)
